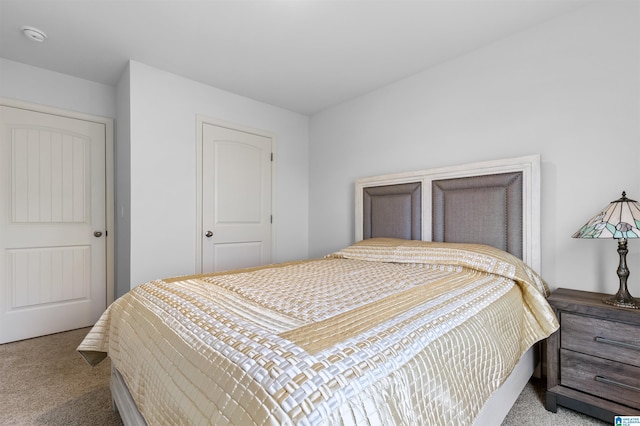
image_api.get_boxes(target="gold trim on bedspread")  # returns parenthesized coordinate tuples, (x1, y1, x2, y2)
(78, 238, 558, 425)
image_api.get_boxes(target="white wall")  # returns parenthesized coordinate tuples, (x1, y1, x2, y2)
(115, 64, 131, 298)
(0, 58, 116, 118)
(309, 1, 640, 295)
(127, 61, 309, 287)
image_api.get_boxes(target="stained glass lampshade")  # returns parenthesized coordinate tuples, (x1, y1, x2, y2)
(572, 191, 640, 309)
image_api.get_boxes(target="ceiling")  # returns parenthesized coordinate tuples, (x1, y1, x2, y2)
(0, 0, 591, 115)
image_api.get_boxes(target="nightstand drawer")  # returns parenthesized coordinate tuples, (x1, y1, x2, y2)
(562, 312, 640, 367)
(561, 349, 640, 410)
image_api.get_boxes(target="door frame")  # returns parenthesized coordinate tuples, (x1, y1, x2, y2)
(1, 98, 115, 306)
(195, 115, 276, 273)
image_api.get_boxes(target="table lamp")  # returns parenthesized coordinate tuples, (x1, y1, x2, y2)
(572, 191, 640, 309)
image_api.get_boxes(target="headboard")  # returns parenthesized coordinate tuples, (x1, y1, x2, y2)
(355, 155, 541, 272)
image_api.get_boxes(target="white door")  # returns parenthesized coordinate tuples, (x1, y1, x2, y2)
(0, 106, 107, 343)
(201, 123, 272, 272)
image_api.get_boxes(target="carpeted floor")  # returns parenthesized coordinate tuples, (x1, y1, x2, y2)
(0, 328, 609, 425)
(502, 378, 608, 426)
(0, 328, 122, 426)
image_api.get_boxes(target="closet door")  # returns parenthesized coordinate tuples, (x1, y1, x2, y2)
(200, 122, 272, 272)
(0, 105, 107, 343)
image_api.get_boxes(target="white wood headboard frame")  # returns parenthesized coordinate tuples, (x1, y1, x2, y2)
(355, 155, 541, 273)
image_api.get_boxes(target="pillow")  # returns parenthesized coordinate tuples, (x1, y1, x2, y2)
(329, 238, 550, 297)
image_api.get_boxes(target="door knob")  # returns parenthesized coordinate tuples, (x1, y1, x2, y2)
(205, 231, 213, 238)
(94, 231, 103, 237)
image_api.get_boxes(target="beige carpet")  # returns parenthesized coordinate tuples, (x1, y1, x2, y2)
(0, 328, 608, 425)
(0, 328, 122, 426)
(502, 378, 608, 426)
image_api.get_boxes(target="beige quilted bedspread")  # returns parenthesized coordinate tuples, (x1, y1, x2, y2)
(78, 238, 558, 425)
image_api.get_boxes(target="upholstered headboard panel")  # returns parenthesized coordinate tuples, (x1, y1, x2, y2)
(362, 182, 421, 240)
(432, 172, 523, 259)
(355, 156, 541, 271)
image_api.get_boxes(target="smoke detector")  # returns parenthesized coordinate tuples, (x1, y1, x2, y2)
(22, 26, 47, 42)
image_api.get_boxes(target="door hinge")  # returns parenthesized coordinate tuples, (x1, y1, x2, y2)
(270, 215, 273, 224)
(271, 152, 274, 162)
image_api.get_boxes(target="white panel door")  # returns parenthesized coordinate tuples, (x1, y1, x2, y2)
(201, 123, 272, 272)
(0, 106, 106, 343)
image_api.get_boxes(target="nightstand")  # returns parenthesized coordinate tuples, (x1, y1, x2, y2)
(546, 288, 640, 421)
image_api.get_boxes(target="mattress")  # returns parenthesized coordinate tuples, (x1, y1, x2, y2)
(78, 238, 558, 425)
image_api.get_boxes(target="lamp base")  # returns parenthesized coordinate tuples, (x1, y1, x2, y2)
(602, 238, 640, 309)
(602, 294, 640, 309)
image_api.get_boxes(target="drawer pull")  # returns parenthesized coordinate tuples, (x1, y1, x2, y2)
(595, 336, 640, 351)
(595, 375, 640, 393)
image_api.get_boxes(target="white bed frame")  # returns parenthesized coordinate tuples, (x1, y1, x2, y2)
(110, 155, 542, 425)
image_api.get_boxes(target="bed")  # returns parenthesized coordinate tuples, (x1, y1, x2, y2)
(78, 155, 558, 425)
